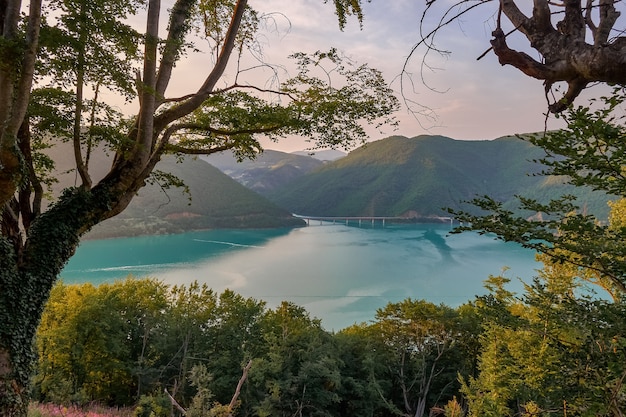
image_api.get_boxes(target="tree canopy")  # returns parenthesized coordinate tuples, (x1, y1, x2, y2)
(33, 280, 480, 417)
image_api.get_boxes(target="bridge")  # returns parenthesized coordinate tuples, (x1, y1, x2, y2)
(293, 214, 455, 227)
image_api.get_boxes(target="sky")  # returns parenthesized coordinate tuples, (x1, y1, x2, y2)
(241, 0, 603, 152)
(120, 1, 616, 153)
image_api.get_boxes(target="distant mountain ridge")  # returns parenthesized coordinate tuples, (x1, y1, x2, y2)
(264, 135, 613, 220)
(292, 149, 346, 161)
(202, 150, 328, 196)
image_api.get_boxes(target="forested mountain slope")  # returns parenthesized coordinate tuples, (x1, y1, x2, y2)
(202, 149, 326, 196)
(87, 157, 304, 238)
(45, 143, 303, 239)
(266, 135, 612, 219)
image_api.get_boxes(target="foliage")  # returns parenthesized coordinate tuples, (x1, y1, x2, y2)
(250, 302, 343, 417)
(32, 280, 480, 417)
(132, 394, 171, 417)
(449, 90, 626, 416)
(33, 279, 169, 405)
(367, 299, 480, 417)
(449, 90, 626, 295)
(462, 273, 626, 416)
(28, 403, 134, 417)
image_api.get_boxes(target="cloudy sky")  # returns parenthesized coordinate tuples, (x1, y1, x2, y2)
(131, 1, 614, 152)
(242, 1, 591, 151)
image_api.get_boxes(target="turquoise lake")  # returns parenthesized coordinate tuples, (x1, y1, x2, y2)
(61, 223, 540, 330)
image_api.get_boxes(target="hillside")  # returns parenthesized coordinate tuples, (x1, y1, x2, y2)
(45, 143, 304, 239)
(266, 135, 613, 220)
(202, 149, 327, 196)
(292, 149, 346, 161)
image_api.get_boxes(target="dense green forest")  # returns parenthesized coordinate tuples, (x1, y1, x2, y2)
(265, 135, 613, 220)
(32, 279, 479, 417)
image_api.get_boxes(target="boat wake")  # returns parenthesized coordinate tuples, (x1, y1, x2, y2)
(192, 239, 262, 248)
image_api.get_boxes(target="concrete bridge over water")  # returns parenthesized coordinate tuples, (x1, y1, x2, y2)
(293, 214, 455, 227)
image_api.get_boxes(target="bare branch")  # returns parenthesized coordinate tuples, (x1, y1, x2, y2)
(164, 388, 187, 415)
(490, 28, 557, 80)
(403, 0, 494, 128)
(585, 0, 599, 37)
(162, 82, 297, 104)
(227, 360, 253, 414)
(595, 0, 621, 45)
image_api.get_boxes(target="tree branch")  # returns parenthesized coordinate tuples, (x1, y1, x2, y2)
(7, 0, 41, 136)
(595, 0, 621, 46)
(0, 0, 41, 207)
(155, 0, 195, 104)
(164, 388, 187, 415)
(490, 28, 557, 80)
(155, 0, 248, 131)
(135, 0, 161, 167)
(500, 0, 532, 34)
(227, 359, 252, 414)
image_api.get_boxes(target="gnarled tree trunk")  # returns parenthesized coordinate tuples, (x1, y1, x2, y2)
(493, 0, 626, 112)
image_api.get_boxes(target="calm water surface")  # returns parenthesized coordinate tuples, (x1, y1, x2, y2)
(62, 223, 540, 330)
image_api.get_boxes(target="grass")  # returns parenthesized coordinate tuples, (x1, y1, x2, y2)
(28, 403, 134, 417)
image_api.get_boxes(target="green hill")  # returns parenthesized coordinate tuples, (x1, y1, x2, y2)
(267, 135, 613, 220)
(87, 156, 304, 239)
(45, 143, 304, 239)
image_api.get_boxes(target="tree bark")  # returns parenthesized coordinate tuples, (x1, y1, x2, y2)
(0, 0, 41, 206)
(494, 0, 626, 112)
(0, 186, 106, 416)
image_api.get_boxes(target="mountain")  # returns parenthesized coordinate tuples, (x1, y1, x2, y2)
(292, 149, 346, 161)
(44, 143, 304, 239)
(202, 149, 326, 196)
(266, 135, 613, 220)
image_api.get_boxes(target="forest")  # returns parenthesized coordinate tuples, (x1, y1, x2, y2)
(31, 279, 479, 417)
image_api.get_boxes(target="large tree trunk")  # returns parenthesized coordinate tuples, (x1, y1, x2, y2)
(0, 186, 116, 417)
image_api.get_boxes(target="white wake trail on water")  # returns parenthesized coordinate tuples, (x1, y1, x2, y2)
(75, 262, 193, 273)
(192, 239, 263, 248)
